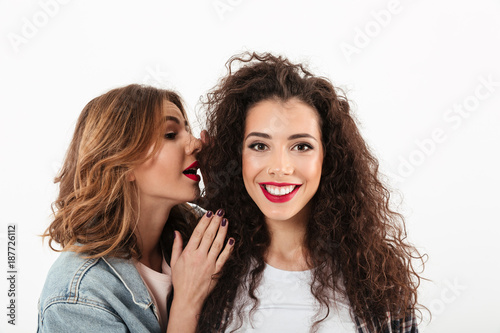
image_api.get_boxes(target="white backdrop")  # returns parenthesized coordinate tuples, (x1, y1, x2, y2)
(1, 0, 499, 332)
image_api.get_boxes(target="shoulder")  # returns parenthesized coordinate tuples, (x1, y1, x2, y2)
(39, 251, 100, 305)
(355, 311, 419, 333)
(389, 311, 419, 333)
(39, 251, 151, 314)
(38, 251, 162, 332)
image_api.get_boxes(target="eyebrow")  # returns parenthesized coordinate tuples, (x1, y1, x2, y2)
(245, 132, 318, 142)
(288, 133, 317, 141)
(245, 132, 271, 140)
(165, 116, 189, 127)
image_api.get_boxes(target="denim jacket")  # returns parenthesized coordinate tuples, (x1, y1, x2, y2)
(38, 250, 161, 333)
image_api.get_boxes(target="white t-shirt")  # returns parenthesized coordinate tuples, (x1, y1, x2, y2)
(135, 257, 172, 333)
(225, 264, 356, 333)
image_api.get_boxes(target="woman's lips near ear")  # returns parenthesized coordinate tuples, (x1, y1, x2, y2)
(183, 161, 201, 182)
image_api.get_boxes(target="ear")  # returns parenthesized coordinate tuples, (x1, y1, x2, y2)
(200, 130, 208, 144)
(126, 171, 136, 182)
(200, 129, 212, 147)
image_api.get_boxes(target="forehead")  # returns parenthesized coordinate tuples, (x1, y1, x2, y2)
(245, 98, 321, 135)
(162, 100, 185, 119)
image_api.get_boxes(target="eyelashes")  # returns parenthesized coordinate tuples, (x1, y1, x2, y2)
(164, 119, 189, 140)
(164, 132, 177, 139)
(247, 142, 314, 152)
(292, 143, 313, 151)
(248, 142, 268, 151)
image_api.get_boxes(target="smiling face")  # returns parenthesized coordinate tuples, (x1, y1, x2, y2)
(131, 100, 201, 207)
(242, 98, 324, 224)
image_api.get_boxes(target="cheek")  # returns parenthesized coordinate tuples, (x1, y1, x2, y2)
(241, 153, 264, 193)
(241, 156, 252, 188)
(159, 145, 182, 169)
(301, 154, 323, 182)
(242, 153, 257, 179)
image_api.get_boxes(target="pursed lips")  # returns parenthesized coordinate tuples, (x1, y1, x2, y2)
(182, 161, 201, 182)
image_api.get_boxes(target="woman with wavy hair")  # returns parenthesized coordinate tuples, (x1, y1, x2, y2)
(38, 84, 234, 332)
(197, 53, 425, 332)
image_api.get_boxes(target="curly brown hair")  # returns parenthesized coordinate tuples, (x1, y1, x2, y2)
(197, 52, 425, 332)
(43, 84, 195, 259)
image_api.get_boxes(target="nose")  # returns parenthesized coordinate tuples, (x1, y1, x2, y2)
(186, 134, 202, 155)
(267, 149, 294, 177)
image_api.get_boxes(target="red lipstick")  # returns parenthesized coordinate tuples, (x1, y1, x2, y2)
(183, 161, 201, 182)
(259, 182, 301, 203)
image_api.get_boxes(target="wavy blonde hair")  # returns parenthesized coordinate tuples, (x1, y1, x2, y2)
(44, 84, 195, 259)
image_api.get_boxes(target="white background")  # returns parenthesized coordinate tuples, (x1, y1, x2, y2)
(1, 0, 499, 332)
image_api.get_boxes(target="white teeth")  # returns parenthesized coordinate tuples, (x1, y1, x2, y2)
(264, 185, 296, 196)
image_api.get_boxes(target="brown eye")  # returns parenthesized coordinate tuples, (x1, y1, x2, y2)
(249, 143, 268, 151)
(293, 143, 313, 151)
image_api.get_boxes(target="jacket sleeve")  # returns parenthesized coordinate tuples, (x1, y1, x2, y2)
(38, 302, 129, 333)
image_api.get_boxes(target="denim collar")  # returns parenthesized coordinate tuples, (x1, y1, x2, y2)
(102, 257, 153, 309)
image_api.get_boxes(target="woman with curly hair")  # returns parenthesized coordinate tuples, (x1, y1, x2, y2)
(38, 84, 234, 332)
(197, 53, 424, 332)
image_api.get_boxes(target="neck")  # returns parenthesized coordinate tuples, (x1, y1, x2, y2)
(136, 196, 174, 273)
(264, 204, 311, 271)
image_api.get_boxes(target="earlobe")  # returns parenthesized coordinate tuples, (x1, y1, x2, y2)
(126, 171, 135, 182)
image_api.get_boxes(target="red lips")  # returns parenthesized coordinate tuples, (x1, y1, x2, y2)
(183, 161, 201, 182)
(259, 182, 301, 203)
(260, 182, 300, 186)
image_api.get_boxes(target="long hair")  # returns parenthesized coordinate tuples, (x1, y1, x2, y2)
(43, 84, 195, 259)
(197, 53, 425, 332)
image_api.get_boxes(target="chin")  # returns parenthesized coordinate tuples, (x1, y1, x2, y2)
(167, 188, 199, 206)
(266, 214, 295, 222)
(258, 206, 294, 222)
(186, 187, 201, 203)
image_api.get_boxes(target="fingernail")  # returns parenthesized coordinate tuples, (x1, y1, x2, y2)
(173, 231, 176, 238)
(216, 208, 225, 217)
(206, 210, 213, 218)
(221, 218, 227, 227)
(229, 238, 234, 246)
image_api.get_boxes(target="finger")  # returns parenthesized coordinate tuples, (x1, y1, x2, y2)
(207, 218, 229, 260)
(170, 231, 183, 268)
(198, 209, 225, 253)
(185, 210, 213, 251)
(215, 238, 235, 274)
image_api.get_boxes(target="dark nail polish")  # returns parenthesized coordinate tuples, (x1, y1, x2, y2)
(229, 238, 235, 246)
(216, 209, 225, 217)
(206, 211, 213, 218)
(221, 218, 227, 227)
